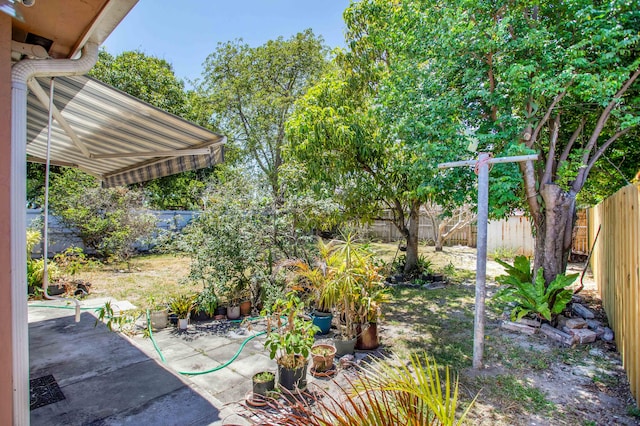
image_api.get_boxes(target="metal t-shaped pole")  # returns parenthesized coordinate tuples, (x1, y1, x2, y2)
(438, 153, 538, 369)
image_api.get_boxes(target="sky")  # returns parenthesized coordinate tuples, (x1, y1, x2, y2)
(104, 0, 351, 85)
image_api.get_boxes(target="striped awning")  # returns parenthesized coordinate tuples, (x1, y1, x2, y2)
(25, 75, 225, 187)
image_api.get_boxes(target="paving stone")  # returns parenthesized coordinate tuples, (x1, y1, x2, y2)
(566, 328, 597, 344)
(572, 303, 595, 319)
(540, 323, 575, 346)
(501, 320, 537, 335)
(565, 318, 588, 329)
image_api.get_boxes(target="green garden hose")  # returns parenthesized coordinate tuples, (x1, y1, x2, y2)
(29, 303, 266, 376)
(145, 310, 267, 376)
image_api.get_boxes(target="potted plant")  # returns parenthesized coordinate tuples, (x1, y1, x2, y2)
(168, 293, 196, 330)
(146, 295, 169, 331)
(284, 239, 342, 335)
(323, 234, 389, 353)
(311, 343, 336, 373)
(252, 371, 275, 399)
(263, 292, 319, 391)
(194, 285, 218, 321)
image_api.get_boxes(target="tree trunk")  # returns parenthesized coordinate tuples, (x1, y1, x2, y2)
(403, 201, 420, 274)
(533, 183, 577, 285)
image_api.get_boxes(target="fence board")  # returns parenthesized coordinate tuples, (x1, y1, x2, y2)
(588, 184, 640, 406)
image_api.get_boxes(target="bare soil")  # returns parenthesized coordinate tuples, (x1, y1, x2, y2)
(380, 245, 640, 426)
(74, 246, 640, 425)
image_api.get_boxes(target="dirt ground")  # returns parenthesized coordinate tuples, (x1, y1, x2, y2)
(75, 246, 640, 425)
(382, 245, 640, 426)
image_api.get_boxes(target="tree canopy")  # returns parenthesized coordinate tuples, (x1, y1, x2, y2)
(199, 29, 329, 201)
(326, 0, 639, 283)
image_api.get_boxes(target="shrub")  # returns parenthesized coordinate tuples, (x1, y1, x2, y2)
(48, 168, 157, 266)
(495, 256, 578, 322)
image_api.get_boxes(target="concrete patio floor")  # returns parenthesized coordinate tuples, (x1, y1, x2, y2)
(28, 298, 344, 425)
(28, 298, 269, 425)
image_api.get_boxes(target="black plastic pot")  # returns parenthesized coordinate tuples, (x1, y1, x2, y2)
(252, 372, 275, 397)
(278, 360, 307, 391)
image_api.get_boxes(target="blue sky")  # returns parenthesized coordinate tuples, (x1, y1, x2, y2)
(104, 0, 351, 84)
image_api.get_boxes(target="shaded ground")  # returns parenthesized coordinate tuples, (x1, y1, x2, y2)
(382, 246, 640, 426)
(71, 246, 640, 425)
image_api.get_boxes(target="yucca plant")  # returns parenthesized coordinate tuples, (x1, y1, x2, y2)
(252, 352, 476, 426)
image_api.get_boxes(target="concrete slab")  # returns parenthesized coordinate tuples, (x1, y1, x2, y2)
(29, 304, 225, 426)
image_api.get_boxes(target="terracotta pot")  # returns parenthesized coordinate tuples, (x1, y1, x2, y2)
(356, 323, 379, 350)
(311, 344, 336, 372)
(240, 300, 251, 316)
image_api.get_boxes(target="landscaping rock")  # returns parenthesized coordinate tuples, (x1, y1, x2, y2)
(602, 327, 614, 341)
(501, 320, 537, 335)
(571, 294, 584, 304)
(540, 324, 576, 345)
(566, 328, 597, 344)
(572, 303, 595, 319)
(556, 314, 569, 328)
(517, 318, 541, 328)
(586, 319, 602, 330)
(595, 327, 606, 340)
(565, 318, 588, 329)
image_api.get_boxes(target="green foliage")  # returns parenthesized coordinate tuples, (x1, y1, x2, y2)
(262, 292, 319, 369)
(255, 352, 475, 426)
(48, 168, 157, 265)
(53, 247, 97, 277)
(195, 286, 218, 317)
(26, 228, 61, 294)
(94, 301, 140, 334)
(253, 371, 275, 383)
(200, 30, 328, 199)
(168, 293, 196, 319)
(178, 170, 268, 305)
(495, 256, 578, 321)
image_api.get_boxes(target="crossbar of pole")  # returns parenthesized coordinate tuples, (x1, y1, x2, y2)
(438, 152, 538, 369)
(438, 154, 538, 169)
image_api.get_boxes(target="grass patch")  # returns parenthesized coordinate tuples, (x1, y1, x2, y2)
(474, 374, 555, 416)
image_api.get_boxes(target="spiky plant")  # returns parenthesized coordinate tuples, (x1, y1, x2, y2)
(251, 352, 476, 426)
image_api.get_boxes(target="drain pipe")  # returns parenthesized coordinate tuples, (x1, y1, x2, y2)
(11, 41, 98, 426)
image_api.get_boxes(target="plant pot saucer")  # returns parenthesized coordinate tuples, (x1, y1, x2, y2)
(245, 391, 268, 407)
(310, 364, 337, 378)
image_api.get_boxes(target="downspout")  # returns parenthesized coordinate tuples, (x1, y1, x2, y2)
(11, 41, 98, 426)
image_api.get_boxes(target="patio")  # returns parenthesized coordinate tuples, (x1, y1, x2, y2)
(28, 298, 355, 425)
(29, 298, 264, 425)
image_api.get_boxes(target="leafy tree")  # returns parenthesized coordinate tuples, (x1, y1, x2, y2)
(405, 0, 640, 284)
(199, 30, 328, 202)
(48, 168, 156, 266)
(343, 0, 639, 284)
(286, 4, 474, 272)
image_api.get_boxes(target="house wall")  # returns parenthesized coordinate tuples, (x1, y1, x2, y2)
(0, 14, 15, 424)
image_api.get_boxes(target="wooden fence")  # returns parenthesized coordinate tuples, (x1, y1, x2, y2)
(359, 210, 476, 247)
(588, 184, 640, 406)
